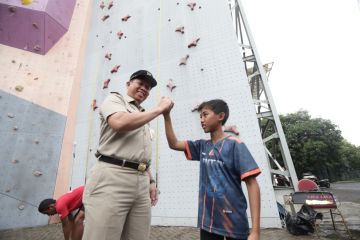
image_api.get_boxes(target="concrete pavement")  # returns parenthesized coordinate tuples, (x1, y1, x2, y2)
(1, 182, 360, 239)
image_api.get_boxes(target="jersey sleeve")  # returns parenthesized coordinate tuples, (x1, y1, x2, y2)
(184, 140, 202, 161)
(100, 94, 127, 121)
(233, 142, 261, 180)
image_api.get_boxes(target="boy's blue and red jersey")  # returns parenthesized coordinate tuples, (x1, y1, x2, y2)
(184, 136, 261, 239)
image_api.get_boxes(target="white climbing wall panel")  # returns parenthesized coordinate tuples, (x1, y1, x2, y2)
(72, 0, 281, 228)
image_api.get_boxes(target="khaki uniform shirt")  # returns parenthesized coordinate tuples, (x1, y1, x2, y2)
(97, 92, 152, 163)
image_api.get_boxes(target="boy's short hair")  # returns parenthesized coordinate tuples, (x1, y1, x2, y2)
(38, 199, 56, 213)
(198, 99, 229, 125)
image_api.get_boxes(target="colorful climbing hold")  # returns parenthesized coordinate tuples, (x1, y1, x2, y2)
(179, 55, 190, 66)
(105, 53, 112, 60)
(191, 102, 201, 112)
(92, 99, 98, 110)
(121, 15, 131, 22)
(21, 0, 33, 5)
(102, 15, 110, 21)
(187, 2, 197, 11)
(117, 31, 124, 39)
(33, 170, 42, 177)
(110, 65, 120, 73)
(188, 38, 200, 48)
(166, 79, 177, 92)
(100, 1, 105, 9)
(175, 26, 185, 34)
(108, 1, 114, 10)
(11, 159, 19, 164)
(8, 6, 16, 13)
(103, 79, 111, 89)
(33, 45, 41, 52)
(15, 85, 24, 92)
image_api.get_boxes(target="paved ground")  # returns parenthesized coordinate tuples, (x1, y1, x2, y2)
(330, 181, 360, 204)
(1, 182, 359, 240)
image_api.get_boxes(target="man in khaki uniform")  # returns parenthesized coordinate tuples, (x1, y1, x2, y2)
(82, 70, 173, 240)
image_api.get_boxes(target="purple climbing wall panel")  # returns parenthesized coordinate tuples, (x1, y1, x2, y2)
(0, 0, 76, 55)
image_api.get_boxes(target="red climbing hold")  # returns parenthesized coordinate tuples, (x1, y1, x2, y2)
(188, 38, 200, 48)
(175, 26, 185, 34)
(100, 1, 105, 9)
(187, 2, 196, 11)
(108, 1, 113, 10)
(117, 31, 124, 39)
(103, 79, 111, 89)
(102, 15, 110, 21)
(179, 54, 189, 66)
(224, 125, 240, 136)
(105, 53, 112, 60)
(92, 99, 98, 110)
(191, 102, 201, 112)
(166, 79, 177, 92)
(111, 65, 120, 73)
(121, 15, 131, 22)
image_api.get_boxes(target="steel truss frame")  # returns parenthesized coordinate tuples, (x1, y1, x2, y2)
(228, 0, 299, 191)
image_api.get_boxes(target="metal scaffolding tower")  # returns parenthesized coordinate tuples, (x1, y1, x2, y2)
(229, 0, 299, 195)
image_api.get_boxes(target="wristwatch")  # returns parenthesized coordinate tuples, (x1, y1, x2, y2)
(150, 179, 156, 184)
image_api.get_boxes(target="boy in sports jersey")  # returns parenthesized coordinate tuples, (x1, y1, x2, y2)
(163, 99, 261, 240)
(38, 185, 85, 240)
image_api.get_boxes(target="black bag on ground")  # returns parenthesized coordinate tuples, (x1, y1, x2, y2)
(286, 204, 323, 235)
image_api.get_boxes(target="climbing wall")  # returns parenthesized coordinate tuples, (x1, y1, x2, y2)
(0, 0, 90, 230)
(72, 0, 281, 228)
(0, 0, 76, 54)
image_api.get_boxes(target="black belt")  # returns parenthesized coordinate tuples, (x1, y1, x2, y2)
(99, 155, 149, 172)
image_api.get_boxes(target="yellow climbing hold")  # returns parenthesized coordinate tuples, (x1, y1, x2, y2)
(15, 85, 24, 92)
(21, 0, 33, 5)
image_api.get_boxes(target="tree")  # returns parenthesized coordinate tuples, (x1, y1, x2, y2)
(271, 111, 344, 181)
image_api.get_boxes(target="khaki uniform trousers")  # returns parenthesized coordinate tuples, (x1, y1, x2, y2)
(82, 161, 151, 240)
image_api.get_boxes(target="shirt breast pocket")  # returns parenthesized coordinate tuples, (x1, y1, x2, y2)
(125, 104, 137, 113)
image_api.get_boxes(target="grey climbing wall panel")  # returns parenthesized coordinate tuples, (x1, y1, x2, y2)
(0, 90, 66, 229)
(72, 0, 281, 228)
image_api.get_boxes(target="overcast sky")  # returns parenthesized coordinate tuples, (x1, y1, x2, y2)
(241, 0, 360, 146)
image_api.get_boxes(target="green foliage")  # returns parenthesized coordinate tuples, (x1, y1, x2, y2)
(274, 110, 360, 181)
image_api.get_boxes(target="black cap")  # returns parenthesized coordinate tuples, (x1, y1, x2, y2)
(130, 70, 157, 88)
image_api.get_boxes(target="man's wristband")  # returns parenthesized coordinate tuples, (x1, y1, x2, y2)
(150, 179, 156, 184)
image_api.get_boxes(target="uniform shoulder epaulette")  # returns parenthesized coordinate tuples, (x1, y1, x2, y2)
(110, 91, 122, 97)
